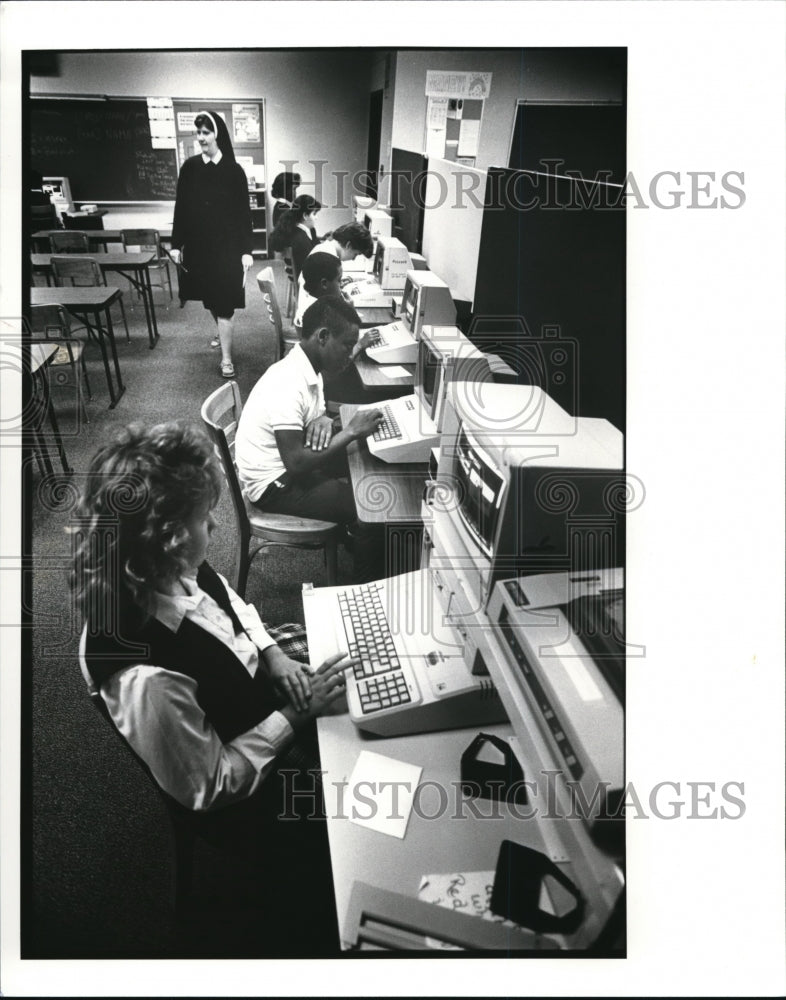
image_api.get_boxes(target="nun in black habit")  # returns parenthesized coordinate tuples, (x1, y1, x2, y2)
(171, 109, 253, 378)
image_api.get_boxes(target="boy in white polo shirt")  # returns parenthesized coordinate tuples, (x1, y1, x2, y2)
(236, 295, 385, 582)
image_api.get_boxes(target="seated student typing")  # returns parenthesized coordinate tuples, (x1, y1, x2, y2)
(74, 421, 354, 954)
(294, 221, 373, 328)
(300, 252, 386, 404)
(75, 421, 356, 813)
(235, 295, 386, 582)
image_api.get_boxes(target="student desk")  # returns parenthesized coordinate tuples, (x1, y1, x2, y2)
(315, 712, 553, 950)
(30, 228, 173, 253)
(340, 402, 427, 574)
(30, 287, 126, 408)
(31, 251, 161, 348)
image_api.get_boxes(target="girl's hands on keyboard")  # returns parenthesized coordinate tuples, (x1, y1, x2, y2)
(268, 654, 313, 713)
(306, 653, 360, 717)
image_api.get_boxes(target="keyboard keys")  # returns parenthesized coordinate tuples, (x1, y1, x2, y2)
(372, 404, 402, 442)
(339, 583, 401, 679)
(357, 671, 412, 714)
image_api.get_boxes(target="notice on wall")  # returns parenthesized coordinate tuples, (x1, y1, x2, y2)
(146, 97, 175, 150)
(232, 103, 260, 143)
(177, 111, 197, 131)
(425, 71, 492, 99)
(426, 96, 449, 157)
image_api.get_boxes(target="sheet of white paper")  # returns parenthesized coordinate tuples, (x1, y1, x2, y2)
(458, 119, 480, 157)
(418, 870, 499, 949)
(347, 750, 422, 839)
(380, 365, 411, 379)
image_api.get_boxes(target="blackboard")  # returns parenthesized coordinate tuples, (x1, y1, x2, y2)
(473, 168, 626, 432)
(30, 99, 179, 201)
(509, 104, 626, 185)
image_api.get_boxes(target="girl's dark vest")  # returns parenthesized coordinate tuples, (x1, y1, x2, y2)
(83, 563, 279, 743)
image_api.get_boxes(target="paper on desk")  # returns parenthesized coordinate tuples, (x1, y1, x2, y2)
(380, 365, 410, 379)
(347, 750, 422, 839)
(418, 865, 561, 949)
(418, 870, 500, 950)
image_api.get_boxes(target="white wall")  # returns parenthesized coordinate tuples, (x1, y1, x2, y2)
(391, 48, 625, 172)
(421, 159, 486, 304)
(31, 50, 374, 233)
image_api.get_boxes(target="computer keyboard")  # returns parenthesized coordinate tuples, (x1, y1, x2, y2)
(373, 404, 403, 441)
(365, 327, 388, 347)
(337, 583, 413, 714)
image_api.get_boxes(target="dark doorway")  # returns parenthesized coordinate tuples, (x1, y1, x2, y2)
(365, 89, 383, 198)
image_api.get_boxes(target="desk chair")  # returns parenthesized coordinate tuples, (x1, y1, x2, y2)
(256, 266, 299, 363)
(50, 255, 130, 342)
(201, 380, 339, 599)
(88, 691, 198, 914)
(49, 231, 90, 254)
(29, 303, 92, 424)
(29, 203, 59, 235)
(121, 228, 173, 301)
(282, 253, 296, 317)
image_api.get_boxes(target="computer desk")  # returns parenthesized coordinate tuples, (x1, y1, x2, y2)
(355, 305, 395, 329)
(312, 603, 621, 951)
(354, 354, 414, 391)
(316, 711, 562, 950)
(340, 402, 426, 573)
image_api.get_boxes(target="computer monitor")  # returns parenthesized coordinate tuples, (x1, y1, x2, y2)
(415, 325, 491, 432)
(426, 382, 624, 612)
(400, 270, 457, 339)
(372, 235, 412, 292)
(362, 207, 393, 242)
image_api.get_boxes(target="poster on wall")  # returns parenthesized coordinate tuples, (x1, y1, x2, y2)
(232, 103, 260, 143)
(425, 89, 484, 162)
(425, 70, 492, 98)
(426, 96, 449, 157)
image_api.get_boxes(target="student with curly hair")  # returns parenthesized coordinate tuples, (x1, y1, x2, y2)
(74, 420, 355, 813)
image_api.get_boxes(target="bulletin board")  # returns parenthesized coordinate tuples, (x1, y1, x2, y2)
(172, 100, 266, 188)
(423, 70, 491, 166)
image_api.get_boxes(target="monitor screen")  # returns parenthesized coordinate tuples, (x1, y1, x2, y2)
(417, 334, 442, 411)
(372, 241, 384, 282)
(455, 424, 507, 559)
(401, 275, 418, 332)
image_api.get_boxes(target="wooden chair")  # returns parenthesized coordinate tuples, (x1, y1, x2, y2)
(121, 228, 173, 301)
(256, 266, 299, 364)
(200, 380, 339, 599)
(29, 303, 92, 423)
(50, 255, 130, 342)
(49, 231, 90, 254)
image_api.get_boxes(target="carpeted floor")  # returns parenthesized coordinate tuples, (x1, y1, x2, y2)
(24, 260, 353, 958)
